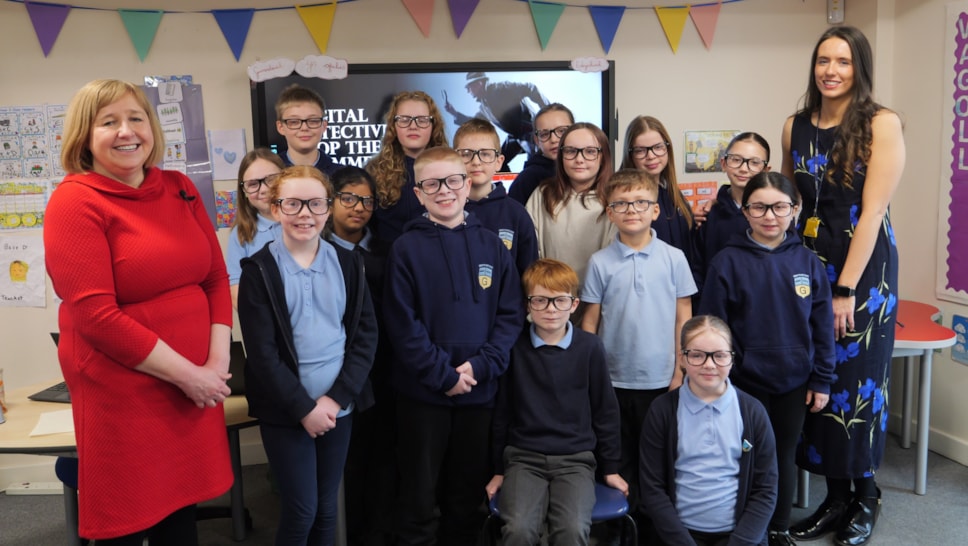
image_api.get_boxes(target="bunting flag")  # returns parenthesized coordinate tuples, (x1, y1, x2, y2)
(448, 0, 480, 38)
(690, 1, 722, 50)
(118, 9, 163, 62)
(213, 9, 254, 62)
(402, 0, 434, 37)
(296, 2, 337, 54)
(654, 6, 690, 54)
(25, 1, 71, 57)
(528, 0, 565, 51)
(588, 5, 625, 54)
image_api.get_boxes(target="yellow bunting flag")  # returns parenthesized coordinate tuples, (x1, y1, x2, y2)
(654, 6, 690, 54)
(296, 2, 338, 54)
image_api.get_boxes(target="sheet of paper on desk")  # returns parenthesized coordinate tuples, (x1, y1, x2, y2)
(29, 409, 75, 436)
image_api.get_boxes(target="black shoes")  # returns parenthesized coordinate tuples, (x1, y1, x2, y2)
(789, 498, 849, 539)
(768, 530, 797, 546)
(834, 488, 882, 546)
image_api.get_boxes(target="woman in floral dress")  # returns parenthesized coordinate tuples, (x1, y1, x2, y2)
(781, 26, 904, 546)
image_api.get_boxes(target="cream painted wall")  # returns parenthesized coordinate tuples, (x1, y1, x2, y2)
(3, 0, 964, 482)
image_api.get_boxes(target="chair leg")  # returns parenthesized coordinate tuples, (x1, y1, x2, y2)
(481, 514, 501, 545)
(622, 513, 638, 546)
(63, 483, 83, 546)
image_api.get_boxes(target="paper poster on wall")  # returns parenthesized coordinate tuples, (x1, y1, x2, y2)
(951, 314, 968, 365)
(0, 235, 45, 307)
(216, 190, 237, 229)
(679, 181, 720, 214)
(684, 130, 738, 173)
(1, 180, 49, 231)
(208, 129, 247, 181)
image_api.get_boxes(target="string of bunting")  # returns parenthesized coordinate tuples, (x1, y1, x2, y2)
(9, 0, 740, 63)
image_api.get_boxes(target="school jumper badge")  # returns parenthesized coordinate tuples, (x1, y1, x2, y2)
(498, 229, 514, 250)
(478, 264, 493, 289)
(793, 273, 811, 299)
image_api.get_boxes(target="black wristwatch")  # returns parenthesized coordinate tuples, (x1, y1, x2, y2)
(833, 285, 856, 298)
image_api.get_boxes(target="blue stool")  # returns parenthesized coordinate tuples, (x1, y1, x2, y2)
(483, 482, 638, 545)
(54, 456, 88, 546)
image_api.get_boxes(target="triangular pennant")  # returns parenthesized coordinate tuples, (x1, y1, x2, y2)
(588, 5, 625, 54)
(690, 1, 721, 50)
(25, 1, 71, 57)
(213, 9, 254, 61)
(528, 0, 565, 50)
(118, 9, 163, 62)
(402, 0, 434, 37)
(296, 2, 337, 55)
(654, 6, 690, 54)
(448, 0, 480, 38)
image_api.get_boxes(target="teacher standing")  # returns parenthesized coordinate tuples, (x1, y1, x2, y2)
(44, 79, 234, 544)
(781, 26, 904, 546)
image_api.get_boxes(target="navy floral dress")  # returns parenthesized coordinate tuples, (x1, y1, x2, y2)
(790, 115, 899, 479)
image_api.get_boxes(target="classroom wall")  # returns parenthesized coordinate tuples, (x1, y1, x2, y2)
(3, 0, 965, 482)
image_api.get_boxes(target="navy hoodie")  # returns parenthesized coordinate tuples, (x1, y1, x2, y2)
(694, 184, 750, 287)
(698, 232, 836, 395)
(371, 155, 426, 245)
(465, 181, 539, 276)
(384, 213, 524, 407)
(508, 153, 555, 206)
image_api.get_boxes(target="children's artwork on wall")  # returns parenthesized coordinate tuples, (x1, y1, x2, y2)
(0, 235, 45, 307)
(216, 190, 237, 229)
(0, 103, 65, 179)
(951, 315, 968, 365)
(1, 180, 49, 231)
(208, 129, 247, 181)
(684, 130, 738, 173)
(679, 180, 720, 214)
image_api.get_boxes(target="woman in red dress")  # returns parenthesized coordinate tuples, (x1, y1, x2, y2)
(44, 79, 234, 544)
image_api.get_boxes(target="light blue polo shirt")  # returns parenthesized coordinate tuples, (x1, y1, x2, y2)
(582, 231, 697, 389)
(530, 321, 573, 349)
(269, 239, 351, 416)
(227, 215, 281, 285)
(675, 378, 743, 533)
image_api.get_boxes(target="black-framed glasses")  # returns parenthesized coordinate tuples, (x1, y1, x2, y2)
(456, 148, 500, 164)
(744, 202, 795, 218)
(281, 117, 325, 130)
(240, 173, 280, 194)
(394, 115, 434, 129)
(560, 146, 602, 161)
(274, 197, 332, 215)
(534, 125, 569, 142)
(724, 153, 767, 173)
(416, 174, 466, 195)
(335, 192, 376, 211)
(527, 295, 576, 311)
(682, 349, 734, 367)
(608, 199, 656, 214)
(630, 142, 670, 158)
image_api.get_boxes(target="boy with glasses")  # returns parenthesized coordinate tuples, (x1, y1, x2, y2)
(275, 84, 340, 175)
(455, 118, 538, 276)
(487, 258, 626, 546)
(384, 146, 524, 545)
(581, 168, 697, 543)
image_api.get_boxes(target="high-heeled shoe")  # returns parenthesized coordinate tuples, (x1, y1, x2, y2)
(834, 488, 882, 546)
(789, 497, 849, 539)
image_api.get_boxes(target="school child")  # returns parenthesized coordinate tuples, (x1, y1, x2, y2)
(488, 258, 627, 546)
(639, 315, 778, 546)
(525, 122, 616, 287)
(366, 90, 449, 245)
(275, 84, 341, 175)
(455, 118, 539, 276)
(580, 168, 697, 539)
(383, 146, 524, 545)
(508, 103, 575, 205)
(227, 148, 285, 308)
(325, 166, 395, 546)
(694, 132, 772, 288)
(698, 171, 835, 545)
(237, 165, 378, 545)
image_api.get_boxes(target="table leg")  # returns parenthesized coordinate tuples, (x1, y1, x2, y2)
(228, 428, 247, 540)
(901, 355, 914, 449)
(796, 469, 809, 508)
(915, 350, 932, 495)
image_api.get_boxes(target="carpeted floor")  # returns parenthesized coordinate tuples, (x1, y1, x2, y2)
(1, 432, 966, 545)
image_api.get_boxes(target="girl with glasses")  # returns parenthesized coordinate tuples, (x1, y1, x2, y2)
(525, 122, 616, 293)
(366, 91, 448, 245)
(228, 148, 286, 308)
(508, 102, 575, 206)
(698, 171, 836, 546)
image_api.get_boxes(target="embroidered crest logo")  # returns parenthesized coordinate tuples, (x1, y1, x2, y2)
(478, 264, 494, 289)
(498, 229, 514, 250)
(793, 273, 811, 299)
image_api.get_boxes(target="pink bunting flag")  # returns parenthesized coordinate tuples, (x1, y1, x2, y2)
(25, 1, 71, 57)
(448, 0, 480, 38)
(690, 1, 722, 50)
(402, 0, 434, 37)
(588, 5, 625, 54)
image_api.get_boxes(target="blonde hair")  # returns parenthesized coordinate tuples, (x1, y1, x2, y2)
(602, 168, 659, 204)
(680, 315, 733, 349)
(61, 79, 164, 174)
(453, 118, 501, 150)
(233, 148, 286, 244)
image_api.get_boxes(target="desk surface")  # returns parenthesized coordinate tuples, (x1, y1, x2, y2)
(895, 300, 957, 350)
(0, 382, 254, 455)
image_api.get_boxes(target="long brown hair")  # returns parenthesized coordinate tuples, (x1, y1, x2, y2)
(540, 122, 612, 219)
(366, 91, 447, 207)
(620, 115, 693, 229)
(233, 148, 285, 244)
(797, 25, 882, 189)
